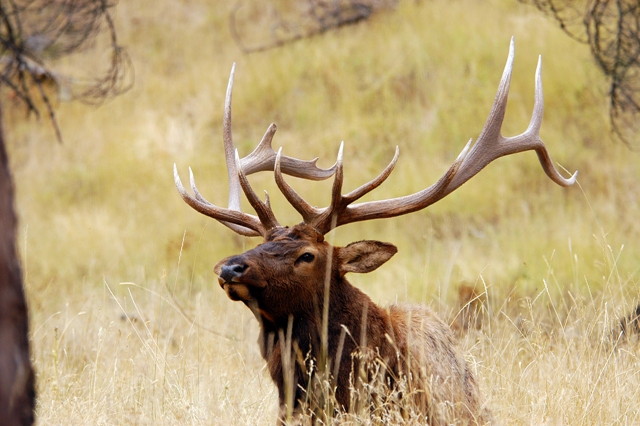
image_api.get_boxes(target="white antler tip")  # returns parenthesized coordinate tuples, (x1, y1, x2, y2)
(229, 63, 236, 82)
(490, 37, 515, 110)
(173, 164, 184, 188)
(458, 139, 473, 161)
(505, 37, 515, 66)
(234, 149, 247, 180)
(225, 64, 236, 105)
(505, 38, 515, 72)
(535, 55, 543, 85)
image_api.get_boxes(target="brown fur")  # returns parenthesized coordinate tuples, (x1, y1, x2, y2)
(215, 224, 493, 425)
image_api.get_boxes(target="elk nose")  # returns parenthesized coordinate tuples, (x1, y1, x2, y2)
(219, 263, 248, 283)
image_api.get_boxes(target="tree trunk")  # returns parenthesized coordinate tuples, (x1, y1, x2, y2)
(0, 103, 35, 425)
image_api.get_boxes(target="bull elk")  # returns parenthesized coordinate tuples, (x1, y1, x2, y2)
(174, 39, 576, 424)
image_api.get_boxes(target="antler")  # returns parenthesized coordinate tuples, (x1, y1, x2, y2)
(274, 38, 577, 234)
(174, 63, 337, 237)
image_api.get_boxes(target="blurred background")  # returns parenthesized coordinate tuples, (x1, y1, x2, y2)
(3, 0, 640, 424)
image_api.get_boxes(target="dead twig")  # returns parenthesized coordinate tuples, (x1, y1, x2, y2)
(0, 0, 133, 142)
(520, 0, 640, 150)
(230, 0, 395, 54)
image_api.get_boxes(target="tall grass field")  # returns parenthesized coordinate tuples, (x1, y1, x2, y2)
(5, 0, 640, 424)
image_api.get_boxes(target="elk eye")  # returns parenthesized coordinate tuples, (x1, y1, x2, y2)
(297, 252, 315, 263)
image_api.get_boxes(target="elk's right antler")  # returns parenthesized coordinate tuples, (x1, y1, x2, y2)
(273, 38, 577, 234)
(174, 64, 337, 237)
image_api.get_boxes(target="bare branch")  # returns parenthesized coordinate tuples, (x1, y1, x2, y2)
(229, 0, 396, 54)
(0, 0, 133, 142)
(520, 0, 640, 149)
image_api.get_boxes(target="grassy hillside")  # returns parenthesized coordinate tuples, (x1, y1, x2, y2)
(6, 0, 640, 424)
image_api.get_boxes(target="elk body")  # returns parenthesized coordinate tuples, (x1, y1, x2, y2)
(214, 225, 490, 423)
(174, 39, 576, 424)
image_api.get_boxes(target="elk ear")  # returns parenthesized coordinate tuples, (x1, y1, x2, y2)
(338, 241, 397, 275)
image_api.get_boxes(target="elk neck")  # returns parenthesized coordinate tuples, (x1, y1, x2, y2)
(255, 270, 392, 370)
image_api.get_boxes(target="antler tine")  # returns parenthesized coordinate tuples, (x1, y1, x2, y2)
(316, 142, 346, 232)
(311, 142, 353, 233)
(173, 164, 263, 236)
(528, 56, 577, 186)
(329, 142, 345, 210)
(274, 143, 346, 233)
(274, 148, 321, 222)
(224, 63, 242, 211)
(342, 146, 400, 204)
(242, 123, 338, 179)
(472, 37, 514, 147)
(528, 55, 544, 134)
(235, 150, 280, 231)
(210, 63, 264, 235)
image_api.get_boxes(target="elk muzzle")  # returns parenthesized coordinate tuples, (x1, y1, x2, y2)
(219, 263, 248, 283)
(214, 257, 257, 302)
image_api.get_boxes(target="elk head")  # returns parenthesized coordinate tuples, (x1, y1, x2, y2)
(212, 223, 397, 322)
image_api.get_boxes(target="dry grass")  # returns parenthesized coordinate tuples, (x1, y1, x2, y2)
(5, 0, 640, 424)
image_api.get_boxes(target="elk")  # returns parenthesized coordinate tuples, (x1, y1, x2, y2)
(174, 39, 577, 424)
